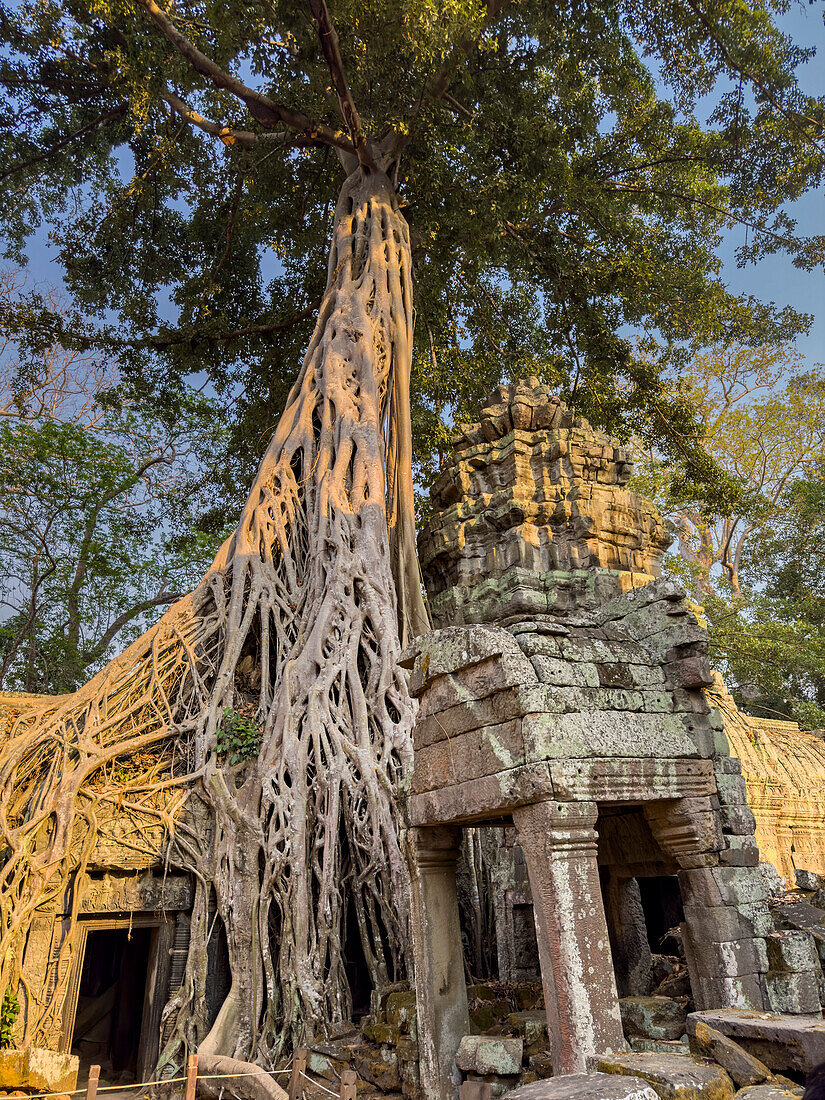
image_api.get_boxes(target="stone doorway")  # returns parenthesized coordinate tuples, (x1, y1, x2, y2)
(61, 915, 173, 1083)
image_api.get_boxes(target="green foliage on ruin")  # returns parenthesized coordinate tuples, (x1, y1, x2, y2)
(0, 986, 19, 1049)
(0, 0, 822, 512)
(216, 707, 264, 764)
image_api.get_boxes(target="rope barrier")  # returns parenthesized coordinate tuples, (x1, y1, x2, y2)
(20, 1069, 291, 1100)
(298, 1071, 338, 1098)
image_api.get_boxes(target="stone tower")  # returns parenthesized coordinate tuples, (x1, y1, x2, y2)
(420, 379, 670, 627)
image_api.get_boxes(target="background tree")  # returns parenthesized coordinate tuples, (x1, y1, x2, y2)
(0, 0, 823, 1080)
(0, 271, 227, 694)
(633, 342, 825, 598)
(705, 476, 825, 728)
(632, 342, 825, 727)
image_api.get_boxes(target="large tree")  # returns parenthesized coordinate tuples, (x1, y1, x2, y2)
(0, 0, 823, 1079)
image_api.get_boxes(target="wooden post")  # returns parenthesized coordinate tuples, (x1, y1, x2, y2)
(289, 1048, 307, 1100)
(85, 1065, 100, 1100)
(185, 1052, 198, 1100)
(339, 1069, 357, 1100)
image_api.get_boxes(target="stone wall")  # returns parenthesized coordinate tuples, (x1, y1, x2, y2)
(707, 676, 825, 881)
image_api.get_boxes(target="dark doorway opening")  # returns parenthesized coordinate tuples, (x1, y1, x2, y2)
(71, 927, 152, 1079)
(343, 893, 373, 1020)
(638, 875, 685, 955)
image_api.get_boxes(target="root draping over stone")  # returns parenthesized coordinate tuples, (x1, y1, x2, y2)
(0, 165, 428, 1068)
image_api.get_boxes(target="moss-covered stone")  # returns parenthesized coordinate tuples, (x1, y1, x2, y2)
(596, 1053, 735, 1100)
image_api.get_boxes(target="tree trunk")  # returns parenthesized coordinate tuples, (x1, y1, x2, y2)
(0, 165, 427, 1067)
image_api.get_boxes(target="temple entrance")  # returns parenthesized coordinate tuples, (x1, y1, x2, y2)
(597, 804, 684, 998)
(62, 916, 173, 1082)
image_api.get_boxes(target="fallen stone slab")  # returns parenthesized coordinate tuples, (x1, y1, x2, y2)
(621, 997, 688, 1042)
(734, 1085, 802, 1100)
(794, 870, 822, 892)
(456, 1035, 523, 1077)
(689, 1020, 771, 1087)
(0, 1049, 79, 1094)
(688, 1009, 825, 1075)
(500, 1071, 659, 1100)
(594, 1052, 735, 1100)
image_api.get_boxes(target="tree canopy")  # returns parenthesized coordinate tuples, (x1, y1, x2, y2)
(2, 0, 824, 503)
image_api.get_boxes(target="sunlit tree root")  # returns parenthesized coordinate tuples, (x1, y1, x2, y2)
(0, 165, 426, 1069)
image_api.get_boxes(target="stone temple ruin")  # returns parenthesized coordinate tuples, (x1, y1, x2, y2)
(405, 379, 825, 1098)
(5, 380, 825, 1100)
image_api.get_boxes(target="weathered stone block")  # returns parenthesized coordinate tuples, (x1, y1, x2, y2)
(687, 1009, 825, 1074)
(455, 1036, 523, 1076)
(719, 836, 760, 868)
(795, 869, 823, 892)
(764, 971, 822, 1015)
(502, 1073, 659, 1100)
(529, 656, 599, 687)
(689, 1020, 771, 1087)
(594, 1052, 735, 1100)
(734, 1087, 802, 1100)
(719, 804, 758, 836)
(710, 866, 768, 907)
(765, 931, 820, 974)
(506, 1011, 549, 1055)
(620, 997, 688, 1042)
(0, 1049, 79, 1095)
(686, 936, 768, 979)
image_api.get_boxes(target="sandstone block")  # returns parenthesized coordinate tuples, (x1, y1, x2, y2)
(688, 1009, 825, 1074)
(766, 931, 820, 974)
(594, 1052, 735, 1100)
(502, 1073, 659, 1100)
(719, 804, 758, 836)
(506, 1011, 549, 1055)
(620, 997, 688, 1042)
(0, 1050, 79, 1095)
(455, 1036, 523, 1077)
(629, 1041, 691, 1056)
(764, 971, 822, 1015)
(734, 1087, 803, 1100)
(795, 870, 823, 892)
(689, 1020, 771, 1087)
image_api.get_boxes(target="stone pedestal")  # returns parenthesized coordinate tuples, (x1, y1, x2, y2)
(512, 800, 626, 1073)
(408, 826, 469, 1100)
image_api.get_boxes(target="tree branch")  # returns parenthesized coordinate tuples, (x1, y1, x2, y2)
(307, 0, 375, 170)
(422, 0, 512, 114)
(0, 106, 128, 182)
(134, 0, 354, 151)
(82, 588, 185, 664)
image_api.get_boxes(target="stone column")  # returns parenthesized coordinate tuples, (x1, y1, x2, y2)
(603, 873, 653, 997)
(512, 800, 625, 1074)
(409, 825, 469, 1100)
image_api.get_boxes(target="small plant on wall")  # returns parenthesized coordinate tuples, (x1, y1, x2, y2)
(0, 986, 20, 1048)
(216, 708, 263, 765)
